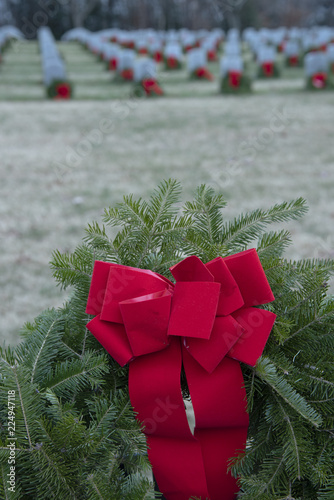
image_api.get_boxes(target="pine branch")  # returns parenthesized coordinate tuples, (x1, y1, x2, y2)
(183, 184, 226, 245)
(42, 351, 109, 397)
(222, 198, 308, 251)
(256, 358, 322, 427)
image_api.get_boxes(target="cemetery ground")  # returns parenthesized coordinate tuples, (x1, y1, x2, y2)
(0, 40, 334, 346)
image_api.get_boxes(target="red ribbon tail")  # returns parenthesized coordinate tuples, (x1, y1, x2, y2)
(196, 67, 214, 80)
(142, 79, 164, 96)
(182, 347, 249, 500)
(129, 337, 210, 500)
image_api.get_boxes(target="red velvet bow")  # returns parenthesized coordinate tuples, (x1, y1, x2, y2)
(109, 57, 118, 71)
(228, 71, 242, 88)
(262, 61, 274, 77)
(54, 83, 71, 99)
(86, 249, 276, 500)
(207, 50, 217, 61)
(311, 72, 327, 88)
(288, 55, 299, 66)
(166, 56, 179, 69)
(120, 68, 134, 80)
(142, 78, 164, 96)
(154, 51, 163, 63)
(195, 67, 214, 81)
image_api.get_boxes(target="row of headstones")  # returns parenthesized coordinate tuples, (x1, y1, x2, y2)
(62, 25, 334, 54)
(0, 25, 24, 62)
(62, 27, 223, 60)
(37, 27, 72, 98)
(63, 27, 334, 92)
(243, 26, 334, 54)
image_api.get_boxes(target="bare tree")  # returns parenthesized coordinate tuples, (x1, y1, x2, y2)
(69, 0, 101, 28)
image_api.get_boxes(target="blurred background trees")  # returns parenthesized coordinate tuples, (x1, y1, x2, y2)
(0, 0, 333, 38)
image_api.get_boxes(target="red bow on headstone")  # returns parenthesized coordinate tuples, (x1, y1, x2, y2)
(54, 83, 71, 99)
(167, 56, 178, 69)
(86, 249, 276, 500)
(311, 72, 327, 88)
(228, 71, 242, 88)
(262, 61, 274, 77)
(142, 78, 164, 96)
(120, 68, 134, 80)
(195, 67, 214, 81)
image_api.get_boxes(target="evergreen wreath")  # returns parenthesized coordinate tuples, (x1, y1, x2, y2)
(0, 179, 333, 499)
(46, 80, 73, 99)
(257, 62, 281, 79)
(305, 74, 334, 91)
(220, 73, 252, 94)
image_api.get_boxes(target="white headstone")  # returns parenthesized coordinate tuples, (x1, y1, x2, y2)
(284, 40, 299, 57)
(187, 48, 207, 72)
(164, 42, 183, 61)
(134, 58, 157, 82)
(304, 52, 329, 76)
(257, 45, 276, 64)
(224, 41, 241, 57)
(201, 35, 217, 53)
(117, 49, 135, 72)
(326, 43, 334, 63)
(182, 33, 196, 50)
(220, 55, 243, 77)
(103, 43, 120, 62)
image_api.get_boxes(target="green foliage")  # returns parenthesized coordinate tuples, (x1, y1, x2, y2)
(220, 73, 252, 94)
(1, 179, 333, 499)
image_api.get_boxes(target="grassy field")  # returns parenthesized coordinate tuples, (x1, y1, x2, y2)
(1, 40, 333, 346)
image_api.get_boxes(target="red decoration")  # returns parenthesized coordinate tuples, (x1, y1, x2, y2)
(261, 61, 274, 77)
(142, 78, 164, 96)
(311, 72, 327, 88)
(278, 42, 285, 53)
(120, 68, 134, 81)
(288, 55, 299, 66)
(228, 71, 242, 88)
(195, 67, 214, 81)
(138, 47, 148, 55)
(153, 51, 163, 63)
(108, 58, 118, 71)
(121, 41, 135, 49)
(166, 56, 179, 69)
(207, 49, 217, 61)
(55, 83, 71, 99)
(86, 249, 276, 500)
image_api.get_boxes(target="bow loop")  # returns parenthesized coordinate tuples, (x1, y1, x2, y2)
(170, 255, 214, 282)
(100, 264, 169, 323)
(223, 249, 275, 307)
(205, 257, 244, 316)
(120, 290, 172, 357)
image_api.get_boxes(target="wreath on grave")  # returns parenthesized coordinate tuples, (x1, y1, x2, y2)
(0, 180, 333, 500)
(190, 67, 214, 81)
(220, 72, 252, 93)
(46, 80, 73, 99)
(285, 54, 303, 67)
(306, 73, 334, 90)
(257, 61, 281, 78)
(132, 78, 164, 97)
(163, 56, 183, 70)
